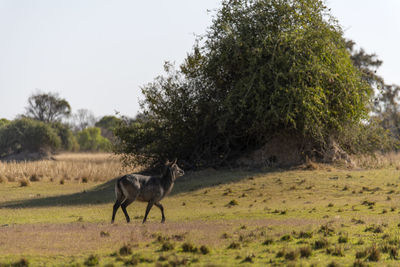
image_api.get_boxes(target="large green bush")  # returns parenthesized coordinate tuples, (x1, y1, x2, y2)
(50, 122, 79, 151)
(95, 115, 121, 141)
(115, 0, 374, 167)
(76, 127, 112, 152)
(0, 118, 61, 157)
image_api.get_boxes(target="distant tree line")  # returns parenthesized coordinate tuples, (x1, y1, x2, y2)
(0, 91, 122, 158)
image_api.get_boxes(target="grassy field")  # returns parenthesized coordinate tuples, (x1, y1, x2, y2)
(2, 154, 400, 266)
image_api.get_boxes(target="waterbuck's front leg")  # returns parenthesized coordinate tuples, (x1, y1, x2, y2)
(143, 202, 154, 223)
(155, 202, 166, 223)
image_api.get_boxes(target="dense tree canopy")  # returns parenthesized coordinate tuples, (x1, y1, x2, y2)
(114, 0, 382, 168)
(0, 118, 61, 157)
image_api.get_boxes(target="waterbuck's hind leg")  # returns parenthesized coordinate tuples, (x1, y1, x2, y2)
(143, 202, 154, 224)
(155, 202, 165, 223)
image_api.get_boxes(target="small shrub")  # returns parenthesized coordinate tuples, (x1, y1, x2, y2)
(338, 235, 348, 244)
(29, 174, 40, 182)
(351, 218, 365, 224)
(280, 234, 292, 241)
(327, 261, 341, 267)
(227, 242, 240, 249)
(60, 179, 65, 185)
(355, 250, 367, 259)
(356, 239, 365, 245)
(298, 231, 313, 239)
(276, 248, 286, 258)
(330, 245, 344, 257)
(100, 231, 110, 237)
(160, 241, 174, 251)
(81, 177, 88, 183)
(221, 233, 230, 239)
(361, 200, 375, 207)
(353, 260, 367, 267)
(314, 238, 329, 249)
(171, 233, 186, 241)
(200, 245, 210, 255)
(284, 250, 299, 261)
(124, 254, 139, 266)
(8, 258, 29, 267)
(181, 242, 198, 253)
(364, 224, 383, 233)
(241, 253, 255, 263)
(157, 255, 168, 262)
(167, 256, 189, 266)
(318, 224, 335, 236)
(153, 233, 169, 243)
(263, 238, 274, 245)
(84, 255, 99, 266)
(119, 244, 132, 256)
(227, 200, 238, 206)
(367, 245, 381, 262)
(388, 238, 399, 246)
(299, 246, 312, 258)
(328, 203, 334, 207)
(389, 246, 398, 259)
(19, 179, 30, 187)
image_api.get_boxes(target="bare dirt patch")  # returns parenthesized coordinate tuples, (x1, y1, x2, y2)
(0, 218, 322, 256)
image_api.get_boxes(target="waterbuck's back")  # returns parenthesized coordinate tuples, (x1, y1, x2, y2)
(118, 174, 166, 203)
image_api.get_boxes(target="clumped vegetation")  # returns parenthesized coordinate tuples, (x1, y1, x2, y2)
(84, 254, 99, 266)
(119, 244, 132, 256)
(114, 0, 392, 169)
(160, 241, 174, 252)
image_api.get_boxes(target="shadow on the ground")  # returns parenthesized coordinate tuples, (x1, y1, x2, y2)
(0, 169, 264, 209)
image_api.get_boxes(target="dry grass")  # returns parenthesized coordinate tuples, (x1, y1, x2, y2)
(0, 153, 138, 183)
(353, 152, 400, 169)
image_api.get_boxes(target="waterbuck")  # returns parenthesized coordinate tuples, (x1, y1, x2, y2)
(111, 159, 184, 224)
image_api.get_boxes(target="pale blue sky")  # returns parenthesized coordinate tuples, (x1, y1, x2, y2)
(0, 0, 399, 120)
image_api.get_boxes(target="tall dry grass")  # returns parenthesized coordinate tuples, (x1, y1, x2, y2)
(0, 153, 138, 183)
(352, 152, 400, 169)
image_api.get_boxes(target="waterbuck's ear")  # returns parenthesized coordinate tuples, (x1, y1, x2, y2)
(165, 159, 170, 165)
(172, 158, 177, 165)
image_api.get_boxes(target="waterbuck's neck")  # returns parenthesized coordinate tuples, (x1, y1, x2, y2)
(161, 168, 175, 190)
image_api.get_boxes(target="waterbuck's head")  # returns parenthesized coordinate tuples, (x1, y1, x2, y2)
(165, 159, 184, 181)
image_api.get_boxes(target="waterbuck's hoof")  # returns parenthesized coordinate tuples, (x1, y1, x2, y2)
(161, 219, 165, 223)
